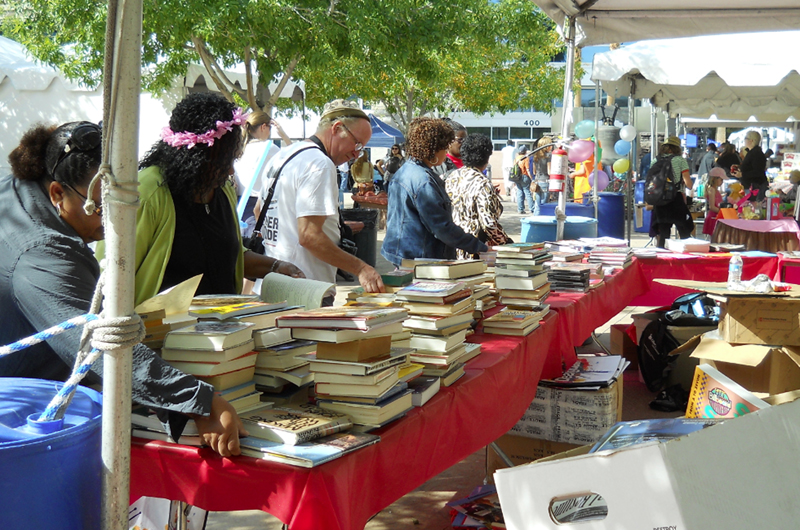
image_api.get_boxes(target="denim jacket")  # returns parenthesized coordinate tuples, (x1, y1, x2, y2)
(381, 158, 488, 267)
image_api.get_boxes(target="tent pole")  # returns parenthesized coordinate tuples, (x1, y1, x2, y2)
(627, 91, 634, 245)
(651, 105, 657, 164)
(593, 79, 600, 220)
(556, 15, 576, 241)
(101, 0, 142, 528)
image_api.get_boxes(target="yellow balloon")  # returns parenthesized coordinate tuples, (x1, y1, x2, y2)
(613, 158, 630, 173)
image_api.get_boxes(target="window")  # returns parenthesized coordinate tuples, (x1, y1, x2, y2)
(510, 127, 532, 139)
(492, 127, 509, 140)
(469, 126, 491, 137)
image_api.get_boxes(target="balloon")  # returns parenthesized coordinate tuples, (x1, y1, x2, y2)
(588, 169, 610, 190)
(619, 125, 637, 142)
(613, 158, 630, 173)
(574, 120, 595, 139)
(614, 139, 631, 156)
(568, 140, 594, 163)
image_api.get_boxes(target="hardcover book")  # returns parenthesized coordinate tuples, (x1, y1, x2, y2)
(685, 363, 771, 419)
(317, 389, 413, 425)
(314, 366, 398, 386)
(381, 269, 414, 287)
(413, 260, 487, 280)
(253, 326, 293, 349)
(276, 307, 408, 331)
(290, 322, 404, 343)
(254, 364, 314, 387)
(402, 311, 474, 331)
(409, 329, 468, 352)
(163, 321, 255, 351)
(239, 403, 353, 445)
(189, 301, 288, 320)
(407, 375, 441, 406)
(315, 370, 399, 398)
(301, 348, 411, 376)
(197, 365, 256, 391)
(495, 273, 549, 291)
(402, 297, 474, 316)
(315, 335, 392, 362)
(166, 350, 258, 377)
(160, 339, 255, 363)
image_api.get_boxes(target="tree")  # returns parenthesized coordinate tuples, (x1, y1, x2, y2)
(3, 0, 563, 124)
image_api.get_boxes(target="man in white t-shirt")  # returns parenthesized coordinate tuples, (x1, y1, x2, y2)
(501, 139, 516, 197)
(255, 99, 385, 293)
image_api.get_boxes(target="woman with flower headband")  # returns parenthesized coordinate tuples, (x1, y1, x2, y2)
(1, 121, 246, 456)
(99, 93, 303, 306)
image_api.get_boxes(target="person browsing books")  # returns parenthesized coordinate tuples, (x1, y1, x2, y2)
(97, 93, 304, 307)
(445, 133, 512, 258)
(381, 117, 488, 267)
(253, 99, 385, 294)
(0, 121, 246, 457)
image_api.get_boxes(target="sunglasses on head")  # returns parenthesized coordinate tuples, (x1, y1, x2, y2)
(48, 123, 102, 178)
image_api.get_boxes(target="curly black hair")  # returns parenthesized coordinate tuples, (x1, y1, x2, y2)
(461, 133, 493, 169)
(9, 122, 101, 189)
(140, 92, 242, 203)
(405, 117, 454, 164)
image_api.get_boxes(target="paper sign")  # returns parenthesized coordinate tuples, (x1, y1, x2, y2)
(134, 274, 203, 315)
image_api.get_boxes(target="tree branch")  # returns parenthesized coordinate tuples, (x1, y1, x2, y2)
(243, 46, 259, 110)
(267, 54, 302, 109)
(191, 36, 239, 102)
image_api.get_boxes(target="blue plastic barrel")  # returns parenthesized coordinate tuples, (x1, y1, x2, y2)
(634, 181, 652, 233)
(538, 201, 595, 218)
(0, 378, 103, 529)
(521, 216, 598, 243)
(595, 192, 625, 239)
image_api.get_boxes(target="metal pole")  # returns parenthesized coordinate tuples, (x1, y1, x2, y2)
(626, 92, 635, 246)
(593, 79, 600, 219)
(650, 105, 657, 164)
(556, 16, 576, 241)
(102, 0, 142, 528)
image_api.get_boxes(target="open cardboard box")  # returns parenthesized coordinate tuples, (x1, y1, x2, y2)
(691, 331, 800, 395)
(495, 398, 800, 530)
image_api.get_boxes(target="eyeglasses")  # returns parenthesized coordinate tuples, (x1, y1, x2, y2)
(48, 123, 102, 177)
(64, 182, 102, 217)
(452, 136, 465, 144)
(339, 122, 365, 153)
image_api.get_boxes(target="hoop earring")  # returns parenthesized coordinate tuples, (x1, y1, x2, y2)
(56, 202, 62, 216)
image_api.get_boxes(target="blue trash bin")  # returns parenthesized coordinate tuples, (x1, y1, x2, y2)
(634, 181, 652, 233)
(521, 216, 598, 243)
(539, 201, 595, 219)
(582, 192, 625, 239)
(0, 378, 103, 529)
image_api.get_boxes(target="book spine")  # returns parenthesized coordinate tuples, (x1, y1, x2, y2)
(292, 420, 352, 444)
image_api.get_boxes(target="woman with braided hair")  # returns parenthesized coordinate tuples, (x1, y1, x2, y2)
(0, 121, 245, 456)
(102, 92, 303, 307)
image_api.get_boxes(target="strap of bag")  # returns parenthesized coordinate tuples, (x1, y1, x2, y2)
(253, 145, 319, 234)
(237, 140, 273, 220)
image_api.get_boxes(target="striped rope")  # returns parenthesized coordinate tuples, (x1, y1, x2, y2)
(0, 314, 99, 357)
(38, 348, 103, 422)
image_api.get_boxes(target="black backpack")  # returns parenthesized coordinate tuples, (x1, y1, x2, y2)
(644, 155, 677, 206)
(638, 315, 681, 392)
(509, 161, 523, 184)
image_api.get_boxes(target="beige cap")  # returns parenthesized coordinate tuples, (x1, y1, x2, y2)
(663, 136, 681, 148)
(321, 99, 368, 121)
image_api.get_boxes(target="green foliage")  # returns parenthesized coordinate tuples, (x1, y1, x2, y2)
(3, 0, 564, 124)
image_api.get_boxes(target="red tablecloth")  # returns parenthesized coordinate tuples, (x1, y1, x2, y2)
(546, 258, 650, 370)
(131, 313, 560, 530)
(629, 253, 779, 306)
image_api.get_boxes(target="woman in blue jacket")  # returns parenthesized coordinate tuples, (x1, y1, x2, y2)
(381, 117, 488, 267)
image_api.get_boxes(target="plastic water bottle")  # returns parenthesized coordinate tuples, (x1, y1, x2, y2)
(728, 254, 743, 288)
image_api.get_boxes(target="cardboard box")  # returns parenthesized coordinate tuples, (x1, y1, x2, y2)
(495, 399, 800, 530)
(609, 324, 637, 370)
(508, 380, 623, 445)
(486, 435, 582, 481)
(716, 295, 800, 346)
(691, 333, 800, 395)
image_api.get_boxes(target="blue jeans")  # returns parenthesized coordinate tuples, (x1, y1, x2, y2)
(516, 176, 535, 213)
(533, 188, 547, 216)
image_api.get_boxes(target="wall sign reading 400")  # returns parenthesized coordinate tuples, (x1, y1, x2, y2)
(523, 120, 541, 126)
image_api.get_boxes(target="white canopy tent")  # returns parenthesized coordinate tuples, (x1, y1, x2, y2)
(533, 0, 800, 47)
(590, 31, 800, 121)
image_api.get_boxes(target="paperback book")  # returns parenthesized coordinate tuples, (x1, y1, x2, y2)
(317, 389, 413, 426)
(300, 348, 411, 376)
(685, 363, 771, 419)
(189, 301, 288, 320)
(239, 403, 353, 445)
(413, 260, 487, 280)
(239, 431, 380, 468)
(276, 306, 408, 331)
(163, 321, 255, 351)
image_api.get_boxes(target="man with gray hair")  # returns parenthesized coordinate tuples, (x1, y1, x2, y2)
(255, 99, 384, 294)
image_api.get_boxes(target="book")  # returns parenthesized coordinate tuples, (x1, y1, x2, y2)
(253, 326, 294, 349)
(314, 366, 398, 386)
(301, 348, 411, 376)
(254, 354, 310, 372)
(496, 249, 550, 260)
(197, 365, 256, 390)
(233, 306, 305, 330)
(495, 273, 549, 291)
(413, 260, 487, 280)
(217, 381, 258, 402)
(447, 484, 505, 528)
(227, 391, 264, 413)
(396, 280, 467, 298)
(315, 335, 392, 362)
(315, 369, 400, 397)
(290, 321, 404, 343)
(483, 321, 539, 337)
(256, 339, 317, 357)
(166, 351, 258, 377)
(190, 293, 260, 307)
(406, 321, 473, 337)
(397, 362, 424, 382)
(498, 284, 551, 300)
(276, 307, 408, 331)
(320, 381, 409, 406)
(163, 321, 255, 351)
(189, 301, 289, 320)
(494, 267, 544, 277)
(491, 242, 544, 252)
(239, 403, 353, 445)
(441, 362, 466, 386)
(540, 355, 625, 388)
(401, 297, 474, 316)
(254, 364, 314, 387)
(482, 309, 542, 329)
(410, 343, 467, 366)
(160, 338, 256, 363)
(409, 328, 468, 352)
(239, 431, 380, 468)
(408, 375, 441, 406)
(137, 307, 166, 324)
(590, 418, 720, 453)
(380, 269, 414, 287)
(259, 272, 336, 311)
(318, 389, 413, 425)
(685, 363, 771, 419)
(403, 311, 474, 331)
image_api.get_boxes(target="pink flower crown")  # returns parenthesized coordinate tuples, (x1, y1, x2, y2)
(160, 107, 249, 149)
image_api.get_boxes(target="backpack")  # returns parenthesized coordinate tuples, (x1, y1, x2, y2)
(644, 155, 677, 206)
(637, 315, 681, 392)
(509, 161, 524, 184)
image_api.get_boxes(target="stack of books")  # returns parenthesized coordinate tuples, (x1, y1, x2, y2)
(253, 339, 316, 393)
(546, 261, 604, 291)
(138, 308, 196, 349)
(588, 246, 633, 270)
(395, 280, 480, 386)
(161, 321, 262, 413)
(276, 307, 414, 430)
(493, 244, 552, 309)
(482, 307, 549, 337)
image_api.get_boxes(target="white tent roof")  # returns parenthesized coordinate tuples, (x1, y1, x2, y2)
(532, 0, 800, 47)
(590, 31, 800, 121)
(185, 64, 305, 100)
(0, 36, 92, 91)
